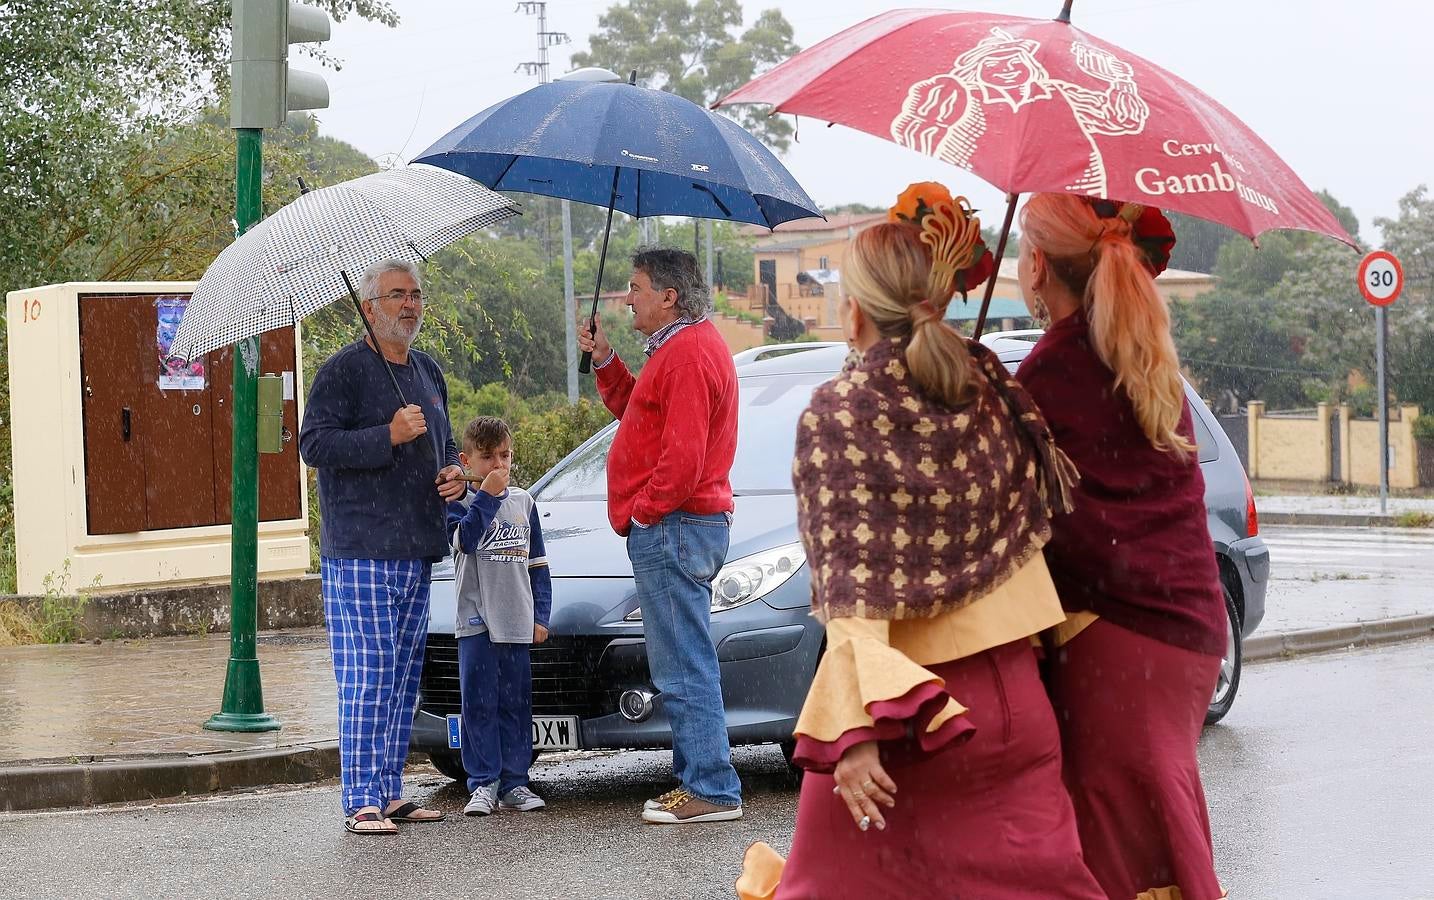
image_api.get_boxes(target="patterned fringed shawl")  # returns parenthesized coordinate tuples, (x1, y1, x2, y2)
(794, 337, 1078, 622)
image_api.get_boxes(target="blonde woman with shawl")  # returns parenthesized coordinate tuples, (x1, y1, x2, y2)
(738, 186, 1103, 900)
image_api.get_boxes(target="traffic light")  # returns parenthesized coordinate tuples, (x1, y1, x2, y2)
(231, 0, 332, 129)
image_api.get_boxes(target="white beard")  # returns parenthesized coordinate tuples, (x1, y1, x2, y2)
(372, 306, 422, 345)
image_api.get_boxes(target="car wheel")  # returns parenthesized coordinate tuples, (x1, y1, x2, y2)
(1204, 584, 1242, 725)
(428, 750, 468, 782)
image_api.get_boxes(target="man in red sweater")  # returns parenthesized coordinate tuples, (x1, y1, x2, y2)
(578, 247, 743, 824)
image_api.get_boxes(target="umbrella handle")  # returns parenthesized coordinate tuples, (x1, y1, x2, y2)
(972, 193, 1020, 339)
(579, 167, 624, 375)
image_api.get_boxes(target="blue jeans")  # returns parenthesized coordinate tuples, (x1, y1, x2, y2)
(627, 510, 741, 807)
(457, 631, 533, 795)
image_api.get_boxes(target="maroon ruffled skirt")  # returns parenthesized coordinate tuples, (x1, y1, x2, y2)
(774, 640, 1104, 899)
(1045, 618, 1225, 900)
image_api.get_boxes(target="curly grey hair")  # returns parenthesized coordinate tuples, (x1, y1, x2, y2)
(357, 258, 422, 301)
(632, 247, 710, 319)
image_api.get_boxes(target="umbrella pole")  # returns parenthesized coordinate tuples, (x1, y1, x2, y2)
(342, 270, 409, 406)
(578, 167, 624, 375)
(972, 193, 1020, 339)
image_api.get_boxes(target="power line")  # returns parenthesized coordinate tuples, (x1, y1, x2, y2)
(1182, 357, 1341, 377)
(515, 2, 570, 84)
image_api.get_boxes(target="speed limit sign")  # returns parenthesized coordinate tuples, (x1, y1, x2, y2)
(1358, 250, 1403, 307)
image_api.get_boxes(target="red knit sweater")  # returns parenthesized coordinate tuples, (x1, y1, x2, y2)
(1016, 311, 1227, 656)
(595, 320, 738, 536)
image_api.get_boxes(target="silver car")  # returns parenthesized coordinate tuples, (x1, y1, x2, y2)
(411, 334, 1269, 780)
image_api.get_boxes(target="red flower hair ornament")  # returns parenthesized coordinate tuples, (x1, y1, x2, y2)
(1087, 197, 1177, 277)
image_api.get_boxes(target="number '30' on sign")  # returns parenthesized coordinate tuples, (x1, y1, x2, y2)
(1357, 250, 1403, 307)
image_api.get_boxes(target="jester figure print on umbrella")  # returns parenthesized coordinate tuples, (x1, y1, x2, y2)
(414, 71, 822, 372)
(718, 1, 1356, 335)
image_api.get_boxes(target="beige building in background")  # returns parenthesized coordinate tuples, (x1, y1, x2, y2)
(739, 209, 1217, 338)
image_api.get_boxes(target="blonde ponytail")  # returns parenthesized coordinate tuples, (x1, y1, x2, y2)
(908, 304, 976, 409)
(1021, 194, 1194, 455)
(1088, 237, 1194, 454)
(845, 223, 978, 408)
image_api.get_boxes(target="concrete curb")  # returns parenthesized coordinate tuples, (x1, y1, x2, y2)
(1244, 614, 1434, 662)
(0, 741, 340, 813)
(1259, 511, 1399, 527)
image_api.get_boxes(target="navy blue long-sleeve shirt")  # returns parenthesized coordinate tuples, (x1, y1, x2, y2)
(299, 340, 461, 562)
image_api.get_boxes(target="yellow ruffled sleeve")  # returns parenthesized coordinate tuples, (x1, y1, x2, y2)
(789, 616, 975, 772)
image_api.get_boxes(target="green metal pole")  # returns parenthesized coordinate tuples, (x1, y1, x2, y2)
(206, 126, 280, 732)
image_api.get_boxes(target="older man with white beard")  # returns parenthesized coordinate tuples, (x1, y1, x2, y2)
(299, 258, 466, 835)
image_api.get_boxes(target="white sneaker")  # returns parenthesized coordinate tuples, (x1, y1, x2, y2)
(498, 785, 546, 811)
(463, 782, 498, 817)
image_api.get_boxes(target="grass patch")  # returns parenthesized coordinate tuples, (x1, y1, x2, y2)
(1395, 511, 1434, 528)
(0, 600, 42, 647)
(0, 561, 90, 646)
(1307, 572, 1372, 582)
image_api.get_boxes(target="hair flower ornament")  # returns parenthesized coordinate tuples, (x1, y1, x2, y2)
(889, 182, 996, 301)
(1087, 198, 1177, 276)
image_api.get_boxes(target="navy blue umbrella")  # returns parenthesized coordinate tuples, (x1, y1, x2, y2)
(414, 73, 822, 371)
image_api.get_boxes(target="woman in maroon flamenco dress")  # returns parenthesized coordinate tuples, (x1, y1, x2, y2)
(738, 205, 1105, 899)
(1015, 192, 1228, 900)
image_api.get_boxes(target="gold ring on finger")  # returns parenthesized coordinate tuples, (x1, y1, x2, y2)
(861, 780, 877, 790)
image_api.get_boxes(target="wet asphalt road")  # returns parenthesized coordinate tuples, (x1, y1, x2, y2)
(4, 639, 1433, 899)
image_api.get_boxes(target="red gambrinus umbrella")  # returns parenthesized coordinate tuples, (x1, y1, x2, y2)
(717, 2, 1356, 334)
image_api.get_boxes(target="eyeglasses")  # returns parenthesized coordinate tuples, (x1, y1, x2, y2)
(369, 289, 424, 304)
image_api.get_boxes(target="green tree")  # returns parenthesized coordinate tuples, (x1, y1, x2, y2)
(1373, 186, 1434, 414)
(1375, 185, 1433, 304)
(1172, 291, 1316, 409)
(1212, 190, 1361, 296)
(0, 0, 397, 590)
(0, 0, 397, 295)
(1166, 212, 1237, 274)
(570, 0, 799, 152)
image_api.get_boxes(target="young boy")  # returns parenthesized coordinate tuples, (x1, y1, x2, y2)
(447, 416, 552, 817)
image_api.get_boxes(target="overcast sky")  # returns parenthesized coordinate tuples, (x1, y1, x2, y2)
(313, 0, 1430, 243)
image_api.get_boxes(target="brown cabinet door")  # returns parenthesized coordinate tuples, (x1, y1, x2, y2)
(80, 292, 301, 534)
(140, 361, 217, 531)
(79, 295, 149, 534)
(211, 327, 302, 523)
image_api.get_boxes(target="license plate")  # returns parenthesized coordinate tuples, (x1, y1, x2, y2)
(446, 714, 462, 749)
(531, 715, 580, 750)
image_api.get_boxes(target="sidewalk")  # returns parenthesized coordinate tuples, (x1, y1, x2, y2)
(4, 588, 1433, 812)
(0, 630, 340, 812)
(1254, 493, 1434, 526)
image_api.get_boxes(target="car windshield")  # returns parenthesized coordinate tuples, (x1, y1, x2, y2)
(534, 370, 834, 502)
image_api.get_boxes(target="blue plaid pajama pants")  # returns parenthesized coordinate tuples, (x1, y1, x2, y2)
(321, 557, 431, 815)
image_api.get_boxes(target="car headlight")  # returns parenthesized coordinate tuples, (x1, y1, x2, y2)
(625, 542, 807, 620)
